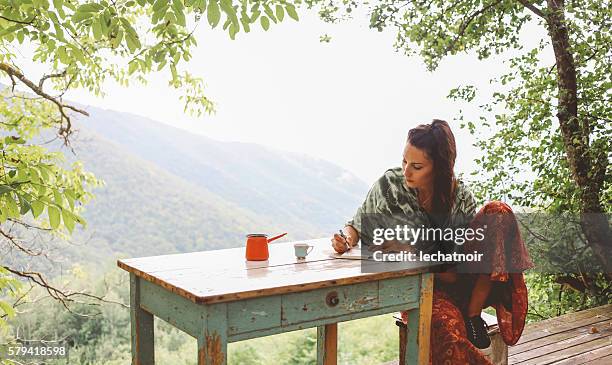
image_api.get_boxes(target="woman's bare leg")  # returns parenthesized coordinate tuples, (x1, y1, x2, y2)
(467, 274, 492, 317)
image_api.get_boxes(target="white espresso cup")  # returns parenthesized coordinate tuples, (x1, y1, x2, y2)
(294, 243, 314, 259)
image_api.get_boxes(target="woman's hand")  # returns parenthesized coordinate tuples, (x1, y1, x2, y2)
(331, 226, 358, 253)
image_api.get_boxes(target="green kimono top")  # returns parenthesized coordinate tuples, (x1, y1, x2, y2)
(346, 167, 478, 252)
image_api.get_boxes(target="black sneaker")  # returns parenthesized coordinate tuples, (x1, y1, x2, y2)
(465, 315, 491, 349)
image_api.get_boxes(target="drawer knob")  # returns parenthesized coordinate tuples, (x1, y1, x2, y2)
(326, 291, 339, 307)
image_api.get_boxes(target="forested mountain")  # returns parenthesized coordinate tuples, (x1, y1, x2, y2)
(77, 106, 366, 231)
(57, 105, 368, 263)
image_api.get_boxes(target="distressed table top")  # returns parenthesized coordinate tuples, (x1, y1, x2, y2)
(117, 238, 433, 304)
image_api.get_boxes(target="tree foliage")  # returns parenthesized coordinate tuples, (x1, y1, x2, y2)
(0, 0, 301, 328)
(308, 0, 611, 302)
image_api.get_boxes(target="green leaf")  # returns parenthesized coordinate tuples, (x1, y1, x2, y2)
(222, 18, 231, 30)
(69, 45, 87, 64)
(128, 61, 139, 75)
(250, 10, 261, 22)
(72, 10, 94, 23)
(229, 23, 237, 40)
(219, 0, 238, 28)
(260, 15, 269, 31)
(53, 21, 66, 42)
(207, 0, 220, 28)
(153, 0, 167, 12)
(92, 18, 103, 40)
(123, 23, 141, 51)
(31, 200, 44, 218)
(53, 190, 63, 207)
(48, 205, 61, 229)
(62, 209, 75, 233)
(172, 0, 186, 26)
(53, 0, 65, 18)
(0, 207, 7, 223)
(0, 301, 15, 318)
(286, 4, 298, 21)
(5, 196, 18, 218)
(77, 3, 104, 13)
(275, 5, 284, 22)
(18, 195, 31, 215)
(240, 12, 250, 33)
(263, 4, 276, 23)
(111, 28, 123, 48)
(0, 185, 12, 196)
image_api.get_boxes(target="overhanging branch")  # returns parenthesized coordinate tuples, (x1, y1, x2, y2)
(517, 0, 547, 20)
(3, 266, 128, 315)
(0, 62, 89, 142)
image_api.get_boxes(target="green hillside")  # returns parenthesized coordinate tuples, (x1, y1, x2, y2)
(65, 127, 328, 265)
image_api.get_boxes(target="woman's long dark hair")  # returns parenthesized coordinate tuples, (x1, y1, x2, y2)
(407, 119, 457, 214)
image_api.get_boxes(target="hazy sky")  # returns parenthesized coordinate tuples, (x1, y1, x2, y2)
(16, 8, 547, 183)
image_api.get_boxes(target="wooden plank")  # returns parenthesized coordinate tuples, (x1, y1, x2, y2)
(403, 273, 432, 365)
(228, 303, 418, 342)
(589, 353, 612, 365)
(119, 238, 334, 275)
(552, 344, 612, 365)
(489, 333, 509, 365)
(416, 273, 433, 365)
(508, 317, 612, 359)
(511, 305, 612, 347)
(510, 306, 612, 346)
(132, 258, 431, 304)
(130, 274, 155, 365)
(139, 278, 204, 338)
(118, 239, 433, 304)
(513, 336, 612, 365)
(227, 296, 281, 336)
(317, 323, 337, 365)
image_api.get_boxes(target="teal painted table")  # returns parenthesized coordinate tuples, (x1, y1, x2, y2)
(118, 238, 434, 365)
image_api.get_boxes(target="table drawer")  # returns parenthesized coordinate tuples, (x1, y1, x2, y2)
(281, 282, 379, 326)
(227, 296, 281, 335)
(378, 276, 420, 307)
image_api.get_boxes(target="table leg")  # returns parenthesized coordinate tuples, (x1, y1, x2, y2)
(130, 273, 155, 365)
(317, 323, 337, 365)
(399, 320, 407, 365)
(403, 273, 434, 365)
(198, 304, 228, 365)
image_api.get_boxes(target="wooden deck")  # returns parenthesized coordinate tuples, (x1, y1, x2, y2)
(508, 304, 612, 365)
(382, 304, 612, 365)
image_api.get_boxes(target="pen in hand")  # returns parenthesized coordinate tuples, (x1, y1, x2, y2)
(338, 230, 351, 252)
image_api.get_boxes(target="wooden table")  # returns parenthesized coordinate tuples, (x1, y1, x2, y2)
(118, 238, 435, 365)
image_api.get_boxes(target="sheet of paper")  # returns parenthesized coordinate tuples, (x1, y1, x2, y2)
(324, 246, 376, 260)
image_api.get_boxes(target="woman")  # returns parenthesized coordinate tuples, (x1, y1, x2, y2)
(331, 119, 533, 364)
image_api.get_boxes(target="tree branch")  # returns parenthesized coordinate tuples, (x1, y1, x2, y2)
(2, 266, 128, 315)
(0, 15, 36, 25)
(0, 227, 45, 257)
(38, 70, 67, 89)
(517, 0, 547, 20)
(0, 63, 89, 143)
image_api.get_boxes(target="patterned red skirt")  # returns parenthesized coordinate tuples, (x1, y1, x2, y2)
(429, 201, 534, 365)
